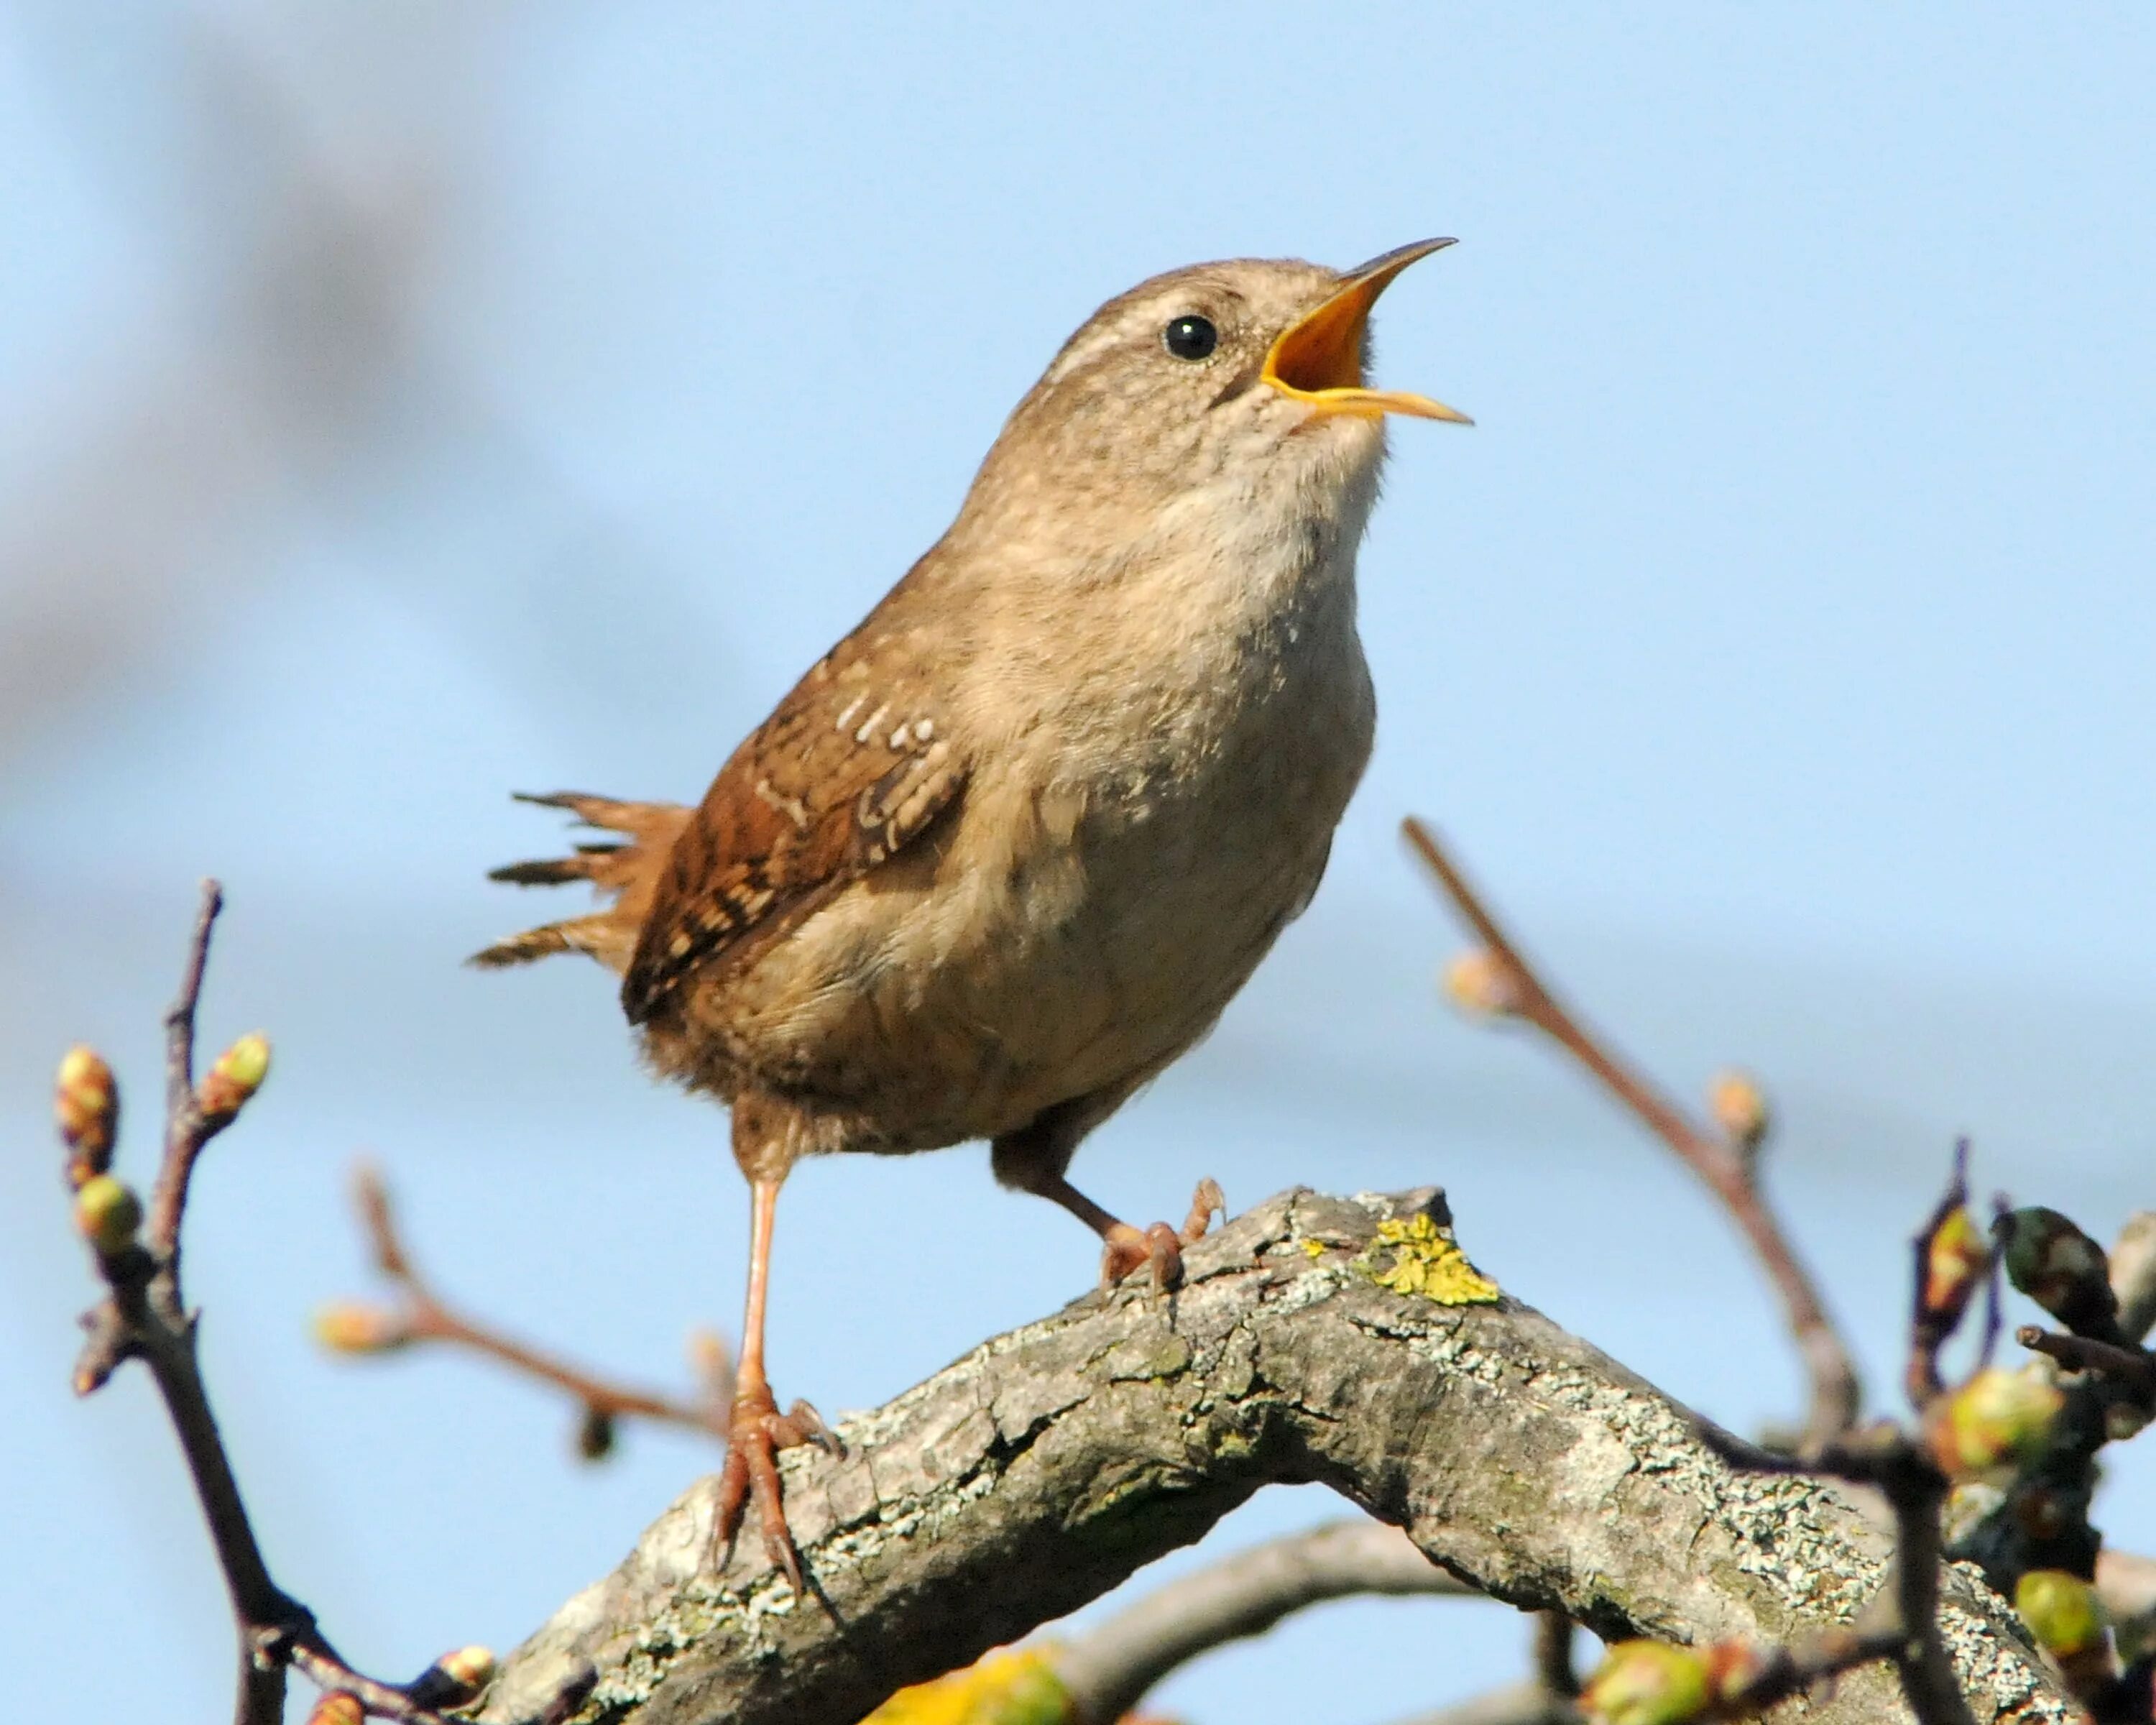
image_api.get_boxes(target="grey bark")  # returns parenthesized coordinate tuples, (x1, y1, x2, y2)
(1056, 1519, 1472, 1724)
(482, 1187, 2075, 1725)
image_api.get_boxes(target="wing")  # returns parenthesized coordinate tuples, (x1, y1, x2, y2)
(619, 609, 967, 1026)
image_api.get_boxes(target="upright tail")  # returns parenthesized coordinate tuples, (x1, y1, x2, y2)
(470, 791, 691, 975)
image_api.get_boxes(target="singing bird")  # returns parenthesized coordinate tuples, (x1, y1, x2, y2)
(476, 240, 1470, 1586)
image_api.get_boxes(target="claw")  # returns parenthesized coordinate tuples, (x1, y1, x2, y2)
(1181, 1177, 1226, 1243)
(1098, 1179, 1226, 1291)
(778, 1397, 846, 1460)
(1101, 1220, 1188, 1291)
(709, 1379, 827, 1593)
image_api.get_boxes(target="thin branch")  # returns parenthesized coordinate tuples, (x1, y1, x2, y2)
(1532, 1611, 1580, 1701)
(1871, 1449, 1974, 1725)
(327, 1162, 731, 1448)
(274, 1635, 458, 1724)
(1383, 1682, 1582, 1725)
(1907, 1145, 1984, 1414)
(2016, 1327, 2156, 1399)
(65, 888, 588, 1725)
(1403, 818, 1861, 1446)
(1056, 1519, 1471, 1723)
(147, 879, 224, 1271)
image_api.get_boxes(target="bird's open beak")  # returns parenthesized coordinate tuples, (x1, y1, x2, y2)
(1262, 238, 1472, 425)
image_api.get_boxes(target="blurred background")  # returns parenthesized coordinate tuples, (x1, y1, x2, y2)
(4, 4, 2152, 1719)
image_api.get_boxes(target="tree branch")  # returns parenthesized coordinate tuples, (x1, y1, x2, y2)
(320, 1162, 732, 1457)
(1401, 819, 1861, 1447)
(1054, 1519, 1470, 1724)
(62, 885, 587, 1725)
(479, 1187, 2068, 1725)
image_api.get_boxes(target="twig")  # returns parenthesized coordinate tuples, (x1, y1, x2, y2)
(1383, 1682, 1583, 1725)
(2016, 1328, 2156, 1400)
(1869, 1447, 1973, 1725)
(1403, 818, 1861, 1445)
(147, 881, 226, 1271)
(64, 886, 589, 1725)
(1055, 1519, 1471, 1723)
(1907, 1145, 1986, 1413)
(326, 1162, 732, 1451)
(1533, 1611, 1580, 1701)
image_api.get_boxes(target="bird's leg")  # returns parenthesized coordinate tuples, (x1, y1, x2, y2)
(710, 1173, 839, 1593)
(992, 1118, 1223, 1289)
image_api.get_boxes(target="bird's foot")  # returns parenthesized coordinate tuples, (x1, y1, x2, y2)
(709, 1377, 843, 1593)
(1099, 1177, 1226, 1291)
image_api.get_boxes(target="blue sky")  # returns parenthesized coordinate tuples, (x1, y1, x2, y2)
(3, 6, 2152, 1721)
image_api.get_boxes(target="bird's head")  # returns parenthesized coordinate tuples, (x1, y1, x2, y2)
(955, 242, 1469, 564)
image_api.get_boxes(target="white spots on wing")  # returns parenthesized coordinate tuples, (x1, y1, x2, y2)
(854, 702, 892, 744)
(834, 695, 866, 734)
(753, 777, 811, 832)
(888, 722, 912, 750)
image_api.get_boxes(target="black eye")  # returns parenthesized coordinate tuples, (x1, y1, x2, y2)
(1162, 314, 1218, 361)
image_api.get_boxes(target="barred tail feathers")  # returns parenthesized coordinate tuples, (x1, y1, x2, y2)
(471, 791, 691, 974)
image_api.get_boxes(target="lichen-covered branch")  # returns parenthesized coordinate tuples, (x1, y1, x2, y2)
(481, 1187, 2069, 1725)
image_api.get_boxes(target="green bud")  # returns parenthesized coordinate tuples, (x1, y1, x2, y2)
(2015, 1569, 2104, 1657)
(1583, 1641, 1710, 1725)
(197, 1032, 272, 1123)
(73, 1174, 143, 1256)
(1927, 1366, 2065, 1478)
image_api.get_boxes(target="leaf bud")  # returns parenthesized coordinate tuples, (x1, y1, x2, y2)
(197, 1032, 272, 1124)
(1706, 1070, 1770, 1154)
(1582, 1640, 1710, 1725)
(1925, 1366, 2065, 1479)
(305, 1693, 364, 1725)
(73, 1174, 143, 1256)
(311, 1303, 411, 1355)
(407, 1644, 498, 1708)
(1697, 1639, 1773, 1703)
(2015, 1569, 2105, 1658)
(55, 1046, 119, 1182)
(1443, 949, 1521, 1018)
(1922, 1207, 1988, 1330)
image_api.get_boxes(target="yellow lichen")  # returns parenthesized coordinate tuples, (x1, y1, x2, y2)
(1300, 1237, 1327, 1259)
(1355, 1213, 1500, 1306)
(858, 1644, 1072, 1725)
